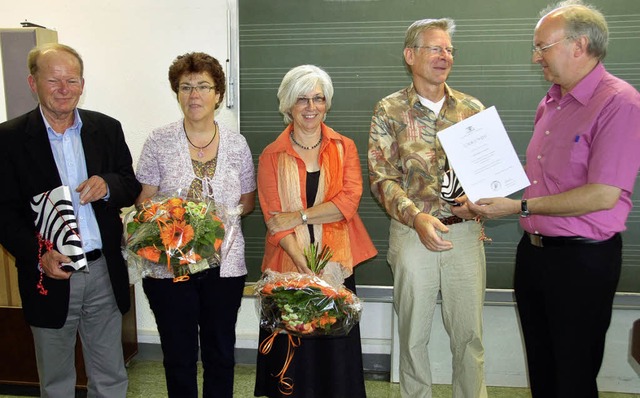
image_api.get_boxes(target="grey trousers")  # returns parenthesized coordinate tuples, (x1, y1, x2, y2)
(31, 255, 128, 398)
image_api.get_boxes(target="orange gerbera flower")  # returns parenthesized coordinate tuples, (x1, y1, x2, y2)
(169, 206, 186, 220)
(160, 220, 195, 249)
(167, 198, 183, 207)
(318, 311, 337, 327)
(137, 246, 162, 262)
(136, 202, 160, 222)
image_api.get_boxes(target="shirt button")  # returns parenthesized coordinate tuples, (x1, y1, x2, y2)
(556, 106, 561, 110)
(534, 230, 539, 234)
(537, 155, 542, 160)
(545, 130, 551, 135)
(533, 180, 538, 184)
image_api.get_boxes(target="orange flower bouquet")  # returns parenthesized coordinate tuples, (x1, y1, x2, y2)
(255, 245, 362, 394)
(255, 267, 362, 337)
(123, 195, 225, 282)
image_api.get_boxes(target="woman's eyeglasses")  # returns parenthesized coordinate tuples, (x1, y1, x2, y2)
(179, 85, 215, 95)
(295, 95, 327, 106)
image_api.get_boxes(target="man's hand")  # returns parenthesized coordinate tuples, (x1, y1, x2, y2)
(451, 195, 478, 219)
(40, 250, 72, 280)
(413, 212, 453, 252)
(467, 197, 520, 219)
(76, 175, 108, 205)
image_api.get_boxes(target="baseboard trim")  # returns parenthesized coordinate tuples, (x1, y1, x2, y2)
(136, 343, 392, 376)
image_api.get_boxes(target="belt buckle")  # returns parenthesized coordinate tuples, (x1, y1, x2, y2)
(529, 234, 543, 247)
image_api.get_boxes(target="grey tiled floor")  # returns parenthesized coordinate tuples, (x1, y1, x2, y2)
(2, 361, 639, 397)
(128, 361, 640, 398)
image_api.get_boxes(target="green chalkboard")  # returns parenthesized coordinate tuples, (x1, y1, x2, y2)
(239, 0, 640, 292)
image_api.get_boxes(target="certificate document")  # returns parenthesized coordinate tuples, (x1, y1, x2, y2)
(436, 106, 530, 202)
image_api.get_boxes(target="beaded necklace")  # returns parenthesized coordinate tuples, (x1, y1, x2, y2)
(290, 130, 322, 150)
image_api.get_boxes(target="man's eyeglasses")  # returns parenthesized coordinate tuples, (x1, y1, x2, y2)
(531, 37, 571, 55)
(413, 45, 456, 57)
(295, 95, 327, 107)
(178, 85, 215, 95)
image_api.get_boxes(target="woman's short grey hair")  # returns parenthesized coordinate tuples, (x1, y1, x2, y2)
(540, 0, 608, 60)
(277, 65, 334, 124)
(404, 18, 456, 49)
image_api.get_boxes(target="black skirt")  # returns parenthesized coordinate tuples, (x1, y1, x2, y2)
(254, 275, 366, 398)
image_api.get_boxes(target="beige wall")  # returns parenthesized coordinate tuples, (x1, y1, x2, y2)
(0, 0, 239, 160)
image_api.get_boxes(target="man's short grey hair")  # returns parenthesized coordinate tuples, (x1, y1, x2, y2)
(540, 0, 608, 60)
(277, 65, 334, 125)
(28, 43, 84, 77)
(404, 18, 456, 49)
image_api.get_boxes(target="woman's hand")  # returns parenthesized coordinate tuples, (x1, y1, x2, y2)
(279, 235, 314, 275)
(266, 211, 302, 235)
(293, 258, 314, 275)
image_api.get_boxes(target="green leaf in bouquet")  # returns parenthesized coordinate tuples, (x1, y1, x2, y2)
(127, 222, 162, 251)
(127, 220, 142, 235)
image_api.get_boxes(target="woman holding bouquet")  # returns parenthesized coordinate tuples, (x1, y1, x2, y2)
(134, 52, 256, 398)
(254, 65, 377, 398)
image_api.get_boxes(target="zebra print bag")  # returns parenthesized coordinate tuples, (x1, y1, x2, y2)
(440, 158, 465, 205)
(31, 185, 87, 272)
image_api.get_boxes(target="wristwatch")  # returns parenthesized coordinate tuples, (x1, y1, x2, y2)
(300, 210, 308, 225)
(520, 199, 531, 218)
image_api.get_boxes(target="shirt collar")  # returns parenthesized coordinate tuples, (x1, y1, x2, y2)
(40, 107, 83, 137)
(408, 82, 456, 109)
(266, 122, 344, 156)
(546, 62, 605, 106)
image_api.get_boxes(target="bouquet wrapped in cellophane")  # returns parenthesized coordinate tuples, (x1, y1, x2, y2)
(123, 194, 231, 283)
(254, 244, 362, 337)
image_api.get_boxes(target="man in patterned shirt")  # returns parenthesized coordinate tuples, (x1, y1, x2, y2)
(368, 18, 488, 398)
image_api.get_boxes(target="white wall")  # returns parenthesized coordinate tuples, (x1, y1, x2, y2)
(0, 0, 238, 151)
(0, 0, 238, 338)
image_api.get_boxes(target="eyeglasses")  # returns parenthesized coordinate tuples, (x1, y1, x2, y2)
(295, 95, 327, 107)
(413, 45, 456, 57)
(531, 37, 571, 55)
(178, 84, 215, 95)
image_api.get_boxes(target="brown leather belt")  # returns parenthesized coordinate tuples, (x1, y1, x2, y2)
(438, 215, 466, 226)
(526, 232, 617, 248)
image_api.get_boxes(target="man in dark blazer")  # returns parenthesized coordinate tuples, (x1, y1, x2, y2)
(0, 43, 140, 397)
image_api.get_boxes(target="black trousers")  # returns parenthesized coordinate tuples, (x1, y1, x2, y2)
(143, 268, 246, 398)
(514, 233, 621, 398)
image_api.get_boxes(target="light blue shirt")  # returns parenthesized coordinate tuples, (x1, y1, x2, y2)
(42, 107, 102, 252)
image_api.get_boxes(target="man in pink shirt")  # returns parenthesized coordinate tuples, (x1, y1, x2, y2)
(467, 1, 640, 397)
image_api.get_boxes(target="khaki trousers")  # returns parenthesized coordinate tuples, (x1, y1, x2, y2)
(388, 219, 488, 398)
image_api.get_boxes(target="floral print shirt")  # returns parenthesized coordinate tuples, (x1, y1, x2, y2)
(368, 83, 484, 227)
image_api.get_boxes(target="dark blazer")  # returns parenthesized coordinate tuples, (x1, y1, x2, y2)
(0, 108, 141, 328)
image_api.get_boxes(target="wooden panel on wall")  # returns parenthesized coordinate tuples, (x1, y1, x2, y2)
(0, 287, 137, 388)
(0, 245, 20, 307)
